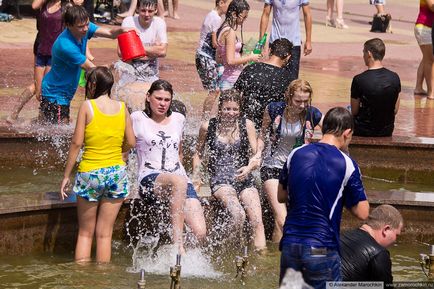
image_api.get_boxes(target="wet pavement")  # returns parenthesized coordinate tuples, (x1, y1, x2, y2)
(0, 0, 433, 137)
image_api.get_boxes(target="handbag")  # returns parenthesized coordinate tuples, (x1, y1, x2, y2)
(370, 13, 392, 33)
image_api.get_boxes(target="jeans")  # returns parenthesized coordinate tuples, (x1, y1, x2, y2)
(285, 45, 301, 83)
(280, 243, 341, 289)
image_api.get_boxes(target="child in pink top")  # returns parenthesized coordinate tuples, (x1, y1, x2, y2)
(216, 0, 260, 91)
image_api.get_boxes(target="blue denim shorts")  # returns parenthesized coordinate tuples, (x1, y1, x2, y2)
(35, 54, 52, 67)
(139, 173, 198, 200)
(280, 243, 341, 289)
(73, 165, 129, 202)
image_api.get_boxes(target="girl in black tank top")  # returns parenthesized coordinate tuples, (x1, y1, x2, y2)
(193, 89, 266, 251)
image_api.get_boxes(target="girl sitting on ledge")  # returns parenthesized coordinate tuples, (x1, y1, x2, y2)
(131, 79, 206, 253)
(193, 89, 266, 251)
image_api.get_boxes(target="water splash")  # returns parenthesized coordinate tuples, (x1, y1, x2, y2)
(127, 235, 223, 279)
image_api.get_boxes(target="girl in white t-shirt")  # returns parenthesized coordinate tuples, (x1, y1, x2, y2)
(130, 79, 206, 253)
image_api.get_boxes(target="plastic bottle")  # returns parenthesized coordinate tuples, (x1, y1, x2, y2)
(304, 121, 314, 144)
(292, 137, 304, 149)
(78, 69, 86, 87)
(249, 33, 267, 64)
(253, 33, 268, 55)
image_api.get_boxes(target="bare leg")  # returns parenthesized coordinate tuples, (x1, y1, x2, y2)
(336, 0, 344, 20)
(263, 179, 287, 243)
(239, 188, 266, 250)
(415, 59, 427, 94)
(429, 56, 434, 99)
(95, 198, 124, 263)
(201, 90, 219, 121)
(335, 0, 348, 29)
(154, 174, 187, 252)
(326, 0, 334, 20)
(325, 0, 335, 27)
(214, 186, 246, 234)
(6, 84, 35, 123)
(75, 196, 98, 262)
(375, 4, 384, 15)
(7, 64, 50, 124)
(420, 45, 433, 98)
(172, 0, 179, 19)
(184, 198, 207, 243)
(162, 0, 169, 16)
(157, 0, 165, 17)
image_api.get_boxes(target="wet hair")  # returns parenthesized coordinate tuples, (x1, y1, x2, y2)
(216, 0, 250, 46)
(321, 107, 354, 137)
(284, 79, 313, 129)
(63, 4, 89, 26)
(216, 89, 242, 138)
(364, 38, 385, 61)
(366, 205, 403, 230)
(144, 79, 174, 117)
(85, 67, 114, 99)
(270, 38, 293, 59)
(285, 79, 313, 105)
(137, 0, 157, 10)
(217, 89, 242, 117)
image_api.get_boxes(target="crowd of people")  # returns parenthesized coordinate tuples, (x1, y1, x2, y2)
(4, 0, 413, 287)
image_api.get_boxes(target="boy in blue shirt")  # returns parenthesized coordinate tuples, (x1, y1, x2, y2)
(40, 5, 134, 124)
(277, 107, 369, 289)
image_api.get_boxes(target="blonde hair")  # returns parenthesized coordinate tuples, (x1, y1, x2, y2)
(284, 79, 313, 105)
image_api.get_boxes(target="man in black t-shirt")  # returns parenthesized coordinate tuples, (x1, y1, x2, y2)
(234, 38, 293, 130)
(341, 205, 403, 288)
(351, 38, 401, 137)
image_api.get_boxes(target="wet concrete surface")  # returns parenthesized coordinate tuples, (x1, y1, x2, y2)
(0, 0, 433, 137)
(0, 0, 434, 218)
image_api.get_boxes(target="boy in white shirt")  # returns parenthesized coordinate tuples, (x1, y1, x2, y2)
(115, 0, 168, 111)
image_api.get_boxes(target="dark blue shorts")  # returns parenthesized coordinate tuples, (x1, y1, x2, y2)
(35, 54, 52, 67)
(139, 173, 198, 200)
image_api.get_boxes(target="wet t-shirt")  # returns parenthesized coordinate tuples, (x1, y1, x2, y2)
(234, 62, 292, 129)
(131, 111, 188, 182)
(122, 16, 167, 82)
(351, 67, 401, 137)
(197, 9, 221, 59)
(341, 228, 393, 286)
(279, 143, 367, 250)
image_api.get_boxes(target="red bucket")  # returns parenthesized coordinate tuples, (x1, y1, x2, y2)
(118, 31, 146, 62)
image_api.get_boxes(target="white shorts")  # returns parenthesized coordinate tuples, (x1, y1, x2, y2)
(370, 0, 385, 4)
(415, 25, 433, 46)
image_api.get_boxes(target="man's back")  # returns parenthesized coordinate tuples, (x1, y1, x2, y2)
(341, 228, 393, 284)
(234, 62, 291, 129)
(280, 143, 366, 249)
(351, 67, 401, 136)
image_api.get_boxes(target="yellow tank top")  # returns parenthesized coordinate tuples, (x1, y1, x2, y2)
(78, 100, 126, 172)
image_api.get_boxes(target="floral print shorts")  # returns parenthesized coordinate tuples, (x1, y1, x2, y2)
(73, 165, 129, 202)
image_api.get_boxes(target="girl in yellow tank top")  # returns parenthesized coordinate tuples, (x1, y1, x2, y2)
(60, 67, 136, 263)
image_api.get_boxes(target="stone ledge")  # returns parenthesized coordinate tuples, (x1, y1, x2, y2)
(1, 189, 433, 216)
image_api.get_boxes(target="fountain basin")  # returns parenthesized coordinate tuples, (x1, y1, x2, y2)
(1, 191, 434, 256)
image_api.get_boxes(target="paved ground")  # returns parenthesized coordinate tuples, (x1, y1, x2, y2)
(0, 0, 433, 137)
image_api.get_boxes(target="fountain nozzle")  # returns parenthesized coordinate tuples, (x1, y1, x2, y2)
(137, 269, 146, 289)
(235, 246, 249, 284)
(420, 245, 434, 279)
(170, 254, 182, 289)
